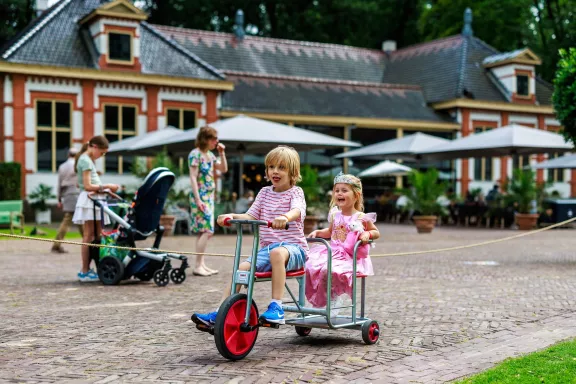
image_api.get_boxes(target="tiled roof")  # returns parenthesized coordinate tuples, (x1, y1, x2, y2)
(0, 0, 223, 81)
(482, 49, 527, 65)
(222, 73, 453, 122)
(152, 25, 386, 83)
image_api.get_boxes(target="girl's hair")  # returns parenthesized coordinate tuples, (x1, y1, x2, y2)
(75, 135, 109, 169)
(264, 145, 302, 186)
(195, 126, 218, 151)
(330, 174, 364, 212)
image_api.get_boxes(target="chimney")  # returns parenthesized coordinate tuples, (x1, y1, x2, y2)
(234, 9, 245, 41)
(35, 0, 49, 17)
(382, 40, 397, 52)
(462, 7, 473, 36)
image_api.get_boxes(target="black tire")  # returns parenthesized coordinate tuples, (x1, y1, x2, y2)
(153, 270, 169, 287)
(214, 293, 259, 361)
(97, 257, 125, 285)
(295, 326, 312, 337)
(135, 271, 153, 281)
(361, 320, 380, 345)
(169, 268, 186, 284)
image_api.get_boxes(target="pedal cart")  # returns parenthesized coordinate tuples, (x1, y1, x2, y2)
(195, 219, 380, 360)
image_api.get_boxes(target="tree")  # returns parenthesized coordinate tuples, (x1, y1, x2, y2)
(552, 48, 576, 145)
(0, 0, 34, 47)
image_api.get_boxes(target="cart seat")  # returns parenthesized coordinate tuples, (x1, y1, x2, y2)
(255, 268, 305, 279)
(356, 273, 367, 278)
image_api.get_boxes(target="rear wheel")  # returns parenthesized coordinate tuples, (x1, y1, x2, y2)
(361, 320, 380, 345)
(97, 257, 124, 285)
(214, 293, 259, 361)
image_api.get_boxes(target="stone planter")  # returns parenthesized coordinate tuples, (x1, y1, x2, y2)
(160, 215, 176, 236)
(413, 215, 437, 234)
(515, 213, 539, 231)
(35, 209, 51, 225)
(304, 215, 320, 234)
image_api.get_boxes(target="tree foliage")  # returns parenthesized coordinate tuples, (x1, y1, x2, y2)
(0, 0, 34, 47)
(553, 48, 576, 145)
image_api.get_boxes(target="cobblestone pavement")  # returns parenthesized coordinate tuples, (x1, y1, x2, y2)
(1, 224, 576, 383)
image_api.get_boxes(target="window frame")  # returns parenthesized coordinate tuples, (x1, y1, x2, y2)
(516, 74, 530, 98)
(107, 30, 134, 65)
(473, 126, 494, 181)
(103, 103, 138, 174)
(165, 107, 198, 130)
(35, 99, 73, 172)
(547, 153, 565, 183)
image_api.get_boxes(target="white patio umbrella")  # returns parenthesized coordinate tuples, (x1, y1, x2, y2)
(418, 124, 574, 160)
(334, 132, 450, 160)
(107, 126, 183, 156)
(358, 160, 413, 177)
(531, 154, 576, 169)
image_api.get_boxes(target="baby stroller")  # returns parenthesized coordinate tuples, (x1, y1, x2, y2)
(89, 167, 189, 287)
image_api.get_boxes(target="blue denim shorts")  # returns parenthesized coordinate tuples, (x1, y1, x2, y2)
(245, 242, 306, 272)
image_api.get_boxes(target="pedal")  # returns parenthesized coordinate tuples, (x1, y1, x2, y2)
(258, 319, 280, 329)
(195, 323, 214, 335)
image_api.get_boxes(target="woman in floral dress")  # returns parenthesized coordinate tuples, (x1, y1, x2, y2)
(189, 126, 227, 276)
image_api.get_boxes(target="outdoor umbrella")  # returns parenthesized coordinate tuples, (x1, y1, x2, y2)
(531, 153, 576, 169)
(334, 132, 450, 160)
(107, 126, 184, 156)
(418, 124, 573, 160)
(358, 160, 413, 177)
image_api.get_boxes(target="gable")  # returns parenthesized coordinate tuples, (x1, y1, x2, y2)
(78, 0, 148, 25)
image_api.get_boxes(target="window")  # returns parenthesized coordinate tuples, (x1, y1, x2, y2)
(166, 108, 197, 130)
(103, 104, 137, 173)
(36, 100, 72, 172)
(513, 154, 528, 171)
(473, 127, 493, 181)
(547, 153, 565, 182)
(516, 75, 529, 96)
(108, 32, 132, 62)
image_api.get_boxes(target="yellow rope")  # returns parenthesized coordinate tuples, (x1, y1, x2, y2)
(1, 215, 574, 259)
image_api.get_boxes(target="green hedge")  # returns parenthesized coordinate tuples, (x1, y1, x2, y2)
(0, 162, 22, 200)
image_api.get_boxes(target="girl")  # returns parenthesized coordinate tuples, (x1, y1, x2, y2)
(306, 173, 379, 309)
(189, 125, 228, 276)
(72, 136, 119, 282)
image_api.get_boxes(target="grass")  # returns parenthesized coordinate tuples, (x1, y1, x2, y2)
(457, 338, 576, 383)
(0, 225, 82, 241)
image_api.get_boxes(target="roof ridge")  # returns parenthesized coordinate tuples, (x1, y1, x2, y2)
(142, 22, 225, 80)
(389, 35, 462, 55)
(152, 24, 385, 55)
(224, 70, 421, 90)
(455, 36, 469, 98)
(1, 0, 73, 60)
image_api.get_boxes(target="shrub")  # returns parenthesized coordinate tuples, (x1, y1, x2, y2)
(552, 48, 576, 145)
(0, 162, 21, 200)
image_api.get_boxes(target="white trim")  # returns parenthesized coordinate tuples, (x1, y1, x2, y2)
(73, 111, 83, 140)
(100, 18, 141, 29)
(25, 78, 83, 107)
(94, 112, 103, 136)
(4, 140, 13, 162)
(197, 118, 206, 127)
(3, 75, 12, 103)
(545, 118, 561, 126)
(25, 107, 34, 137)
(94, 83, 147, 112)
(216, 93, 222, 109)
(157, 116, 166, 130)
(4, 107, 13, 136)
(25, 141, 35, 171)
(2, 0, 73, 59)
(470, 112, 501, 124)
(157, 88, 205, 113)
(137, 115, 147, 136)
(509, 115, 538, 125)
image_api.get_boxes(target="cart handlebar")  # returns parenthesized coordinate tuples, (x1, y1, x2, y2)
(224, 218, 289, 230)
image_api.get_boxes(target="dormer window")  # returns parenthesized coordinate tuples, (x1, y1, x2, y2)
(516, 75, 529, 96)
(108, 32, 132, 63)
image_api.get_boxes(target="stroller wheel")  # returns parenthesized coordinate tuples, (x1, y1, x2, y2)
(153, 270, 169, 287)
(97, 257, 125, 285)
(214, 293, 259, 361)
(169, 268, 186, 284)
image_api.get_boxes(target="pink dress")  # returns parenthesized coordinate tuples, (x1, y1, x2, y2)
(305, 209, 376, 308)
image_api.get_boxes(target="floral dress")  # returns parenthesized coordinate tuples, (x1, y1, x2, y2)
(189, 148, 218, 233)
(305, 208, 376, 308)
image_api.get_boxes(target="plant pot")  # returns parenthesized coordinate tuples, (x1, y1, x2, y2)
(35, 209, 51, 225)
(413, 215, 437, 234)
(304, 215, 320, 234)
(515, 213, 539, 231)
(160, 215, 176, 236)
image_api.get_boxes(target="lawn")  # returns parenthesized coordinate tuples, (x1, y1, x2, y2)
(0, 225, 82, 241)
(457, 338, 576, 383)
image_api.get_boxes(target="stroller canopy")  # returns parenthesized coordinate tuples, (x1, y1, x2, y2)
(133, 168, 176, 233)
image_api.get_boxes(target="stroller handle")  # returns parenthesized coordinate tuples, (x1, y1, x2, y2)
(224, 218, 289, 230)
(88, 190, 123, 201)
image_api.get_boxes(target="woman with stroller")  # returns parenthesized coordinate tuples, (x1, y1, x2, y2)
(73, 136, 119, 282)
(189, 126, 228, 276)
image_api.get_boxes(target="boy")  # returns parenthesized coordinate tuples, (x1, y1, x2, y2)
(191, 146, 308, 325)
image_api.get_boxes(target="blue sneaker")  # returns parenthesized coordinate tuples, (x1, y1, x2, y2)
(77, 269, 99, 282)
(260, 302, 285, 324)
(192, 311, 217, 326)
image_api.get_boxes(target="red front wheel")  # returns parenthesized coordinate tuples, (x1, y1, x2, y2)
(214, 293, 259, 360)
(361, 320, 380, 345)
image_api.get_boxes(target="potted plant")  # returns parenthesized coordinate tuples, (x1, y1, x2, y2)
(400, 168, 447, 234)
(28, 183, 56, 224)
(504, 169, 541, 230)
(298, 164, 327, 233)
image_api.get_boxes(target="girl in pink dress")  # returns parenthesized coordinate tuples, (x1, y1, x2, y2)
(305, 173, 380, 308)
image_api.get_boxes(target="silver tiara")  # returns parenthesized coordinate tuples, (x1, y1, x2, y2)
(334, 172, 359, 186)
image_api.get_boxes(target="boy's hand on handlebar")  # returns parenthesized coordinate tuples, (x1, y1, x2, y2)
(271, 216, 289, 230)
(217, 214, 234, 227)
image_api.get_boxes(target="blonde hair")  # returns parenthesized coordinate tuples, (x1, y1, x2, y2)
(330, 174, 364, 211)
(264, 146, 302, 186)
(195, 125, 218, 151)
(75, 135, 109, 170)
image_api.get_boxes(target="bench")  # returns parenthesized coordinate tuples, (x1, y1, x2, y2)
(0, 200, 25, 234)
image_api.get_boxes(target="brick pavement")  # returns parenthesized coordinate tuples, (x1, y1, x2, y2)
(1, 224, 576, 383)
